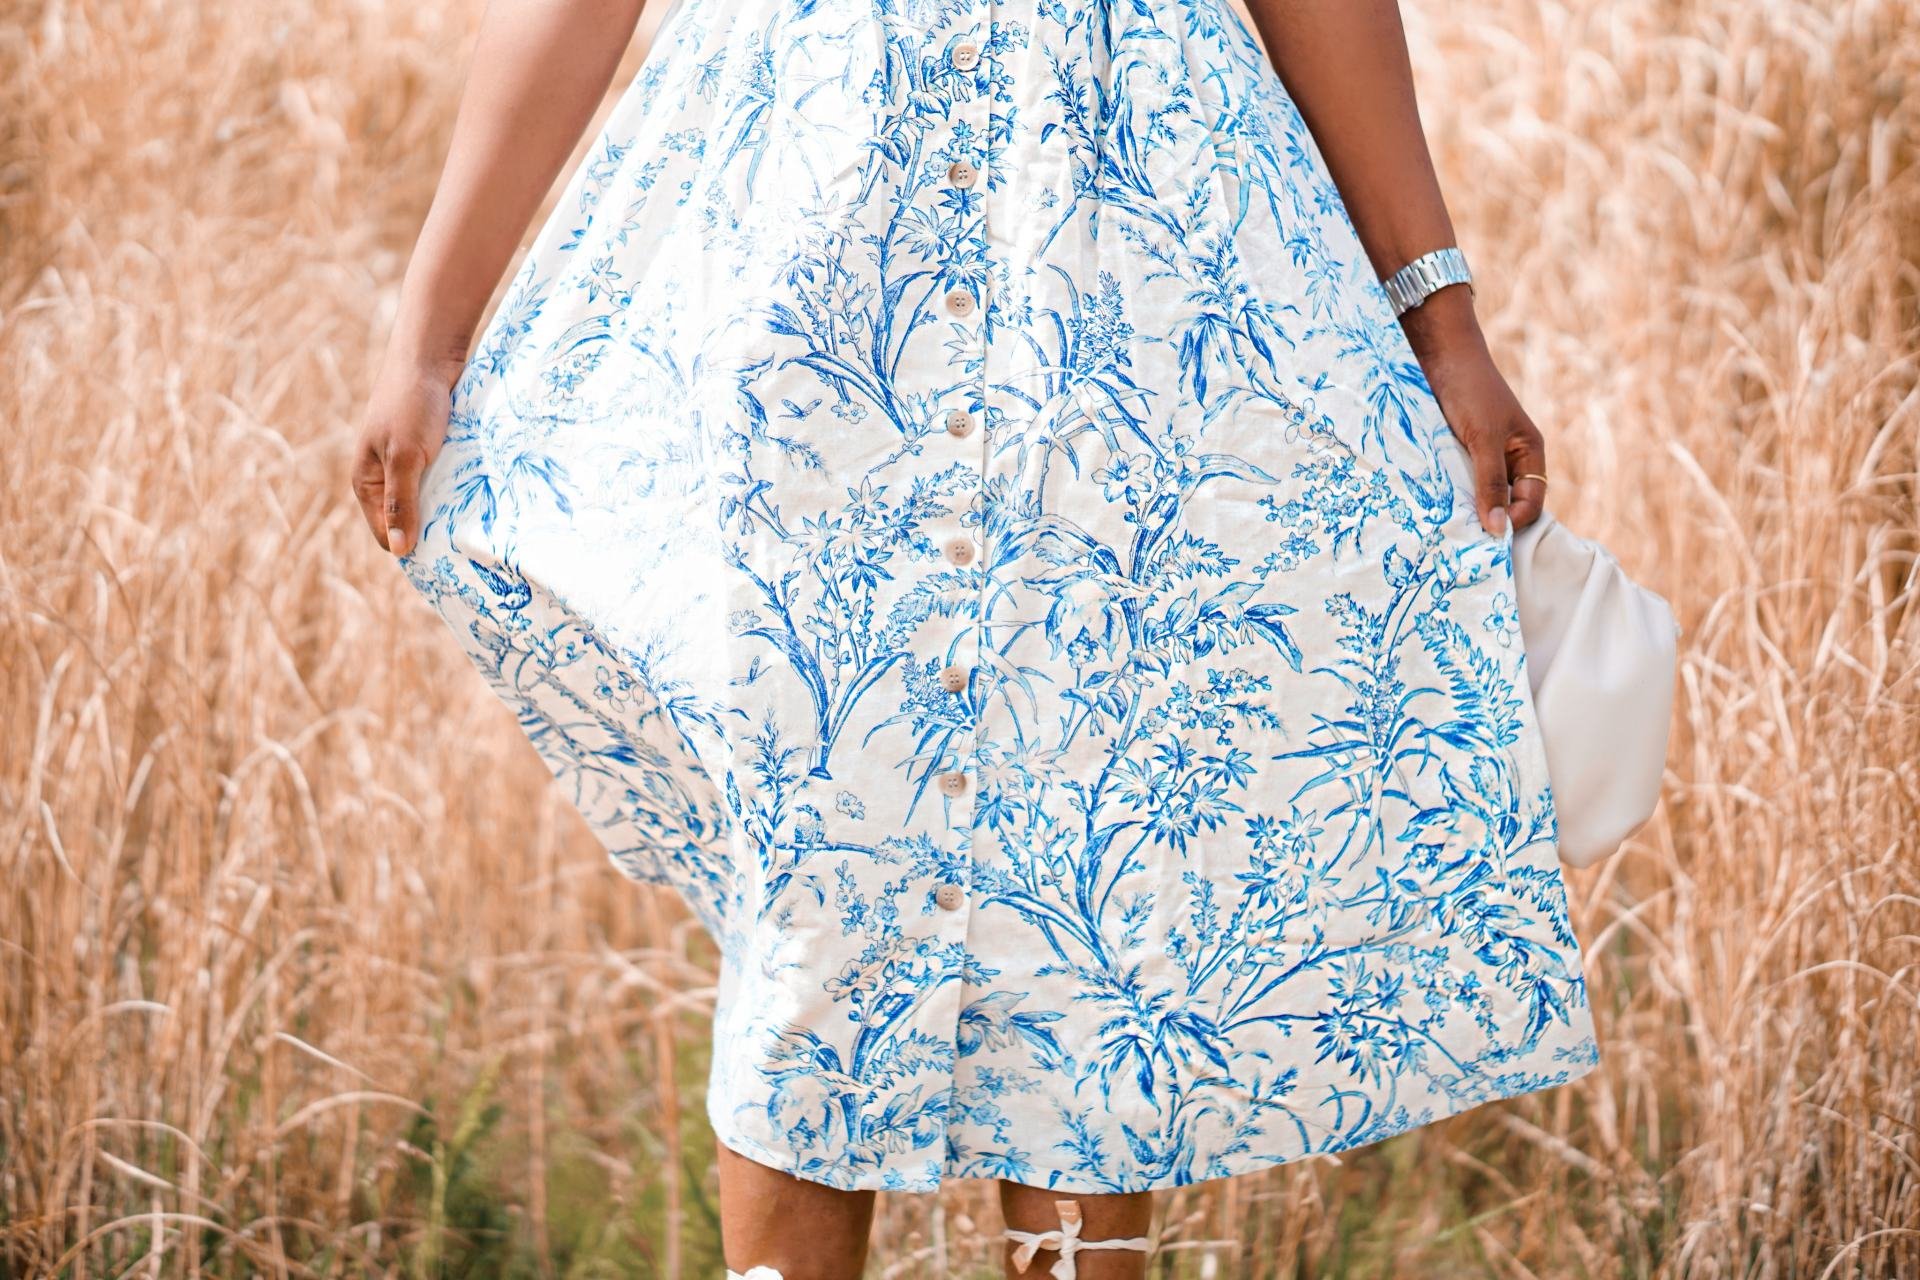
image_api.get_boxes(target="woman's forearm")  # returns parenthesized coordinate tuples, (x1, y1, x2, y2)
(1237, 0, 1482, 354)
(387, 0, 650, 373)
(1236, 0, 1548, 535)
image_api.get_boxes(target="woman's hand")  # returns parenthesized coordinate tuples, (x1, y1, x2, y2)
(1233, 0, 1549, 536)
(1399, 288, 1549, 537)
(350, 355, 463, 559)
(346, 0, 649, 559)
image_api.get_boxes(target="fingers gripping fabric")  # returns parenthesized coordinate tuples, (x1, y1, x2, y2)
(398, 0, 1604, 1192)
(1005, 1198, 1152, 1279)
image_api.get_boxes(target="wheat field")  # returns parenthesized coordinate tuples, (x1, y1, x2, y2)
(2, 0, 1917, 1276)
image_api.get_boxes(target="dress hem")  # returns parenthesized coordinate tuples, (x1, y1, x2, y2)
(705, 1041, 1603, 1196)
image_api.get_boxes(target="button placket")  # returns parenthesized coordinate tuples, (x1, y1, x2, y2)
(927, 17, 993, 931)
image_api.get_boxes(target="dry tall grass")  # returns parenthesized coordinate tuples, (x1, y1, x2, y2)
(3, 0, 1916, 1276)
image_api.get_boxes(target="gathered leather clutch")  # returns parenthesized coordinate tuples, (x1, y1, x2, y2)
(1510, 511, 1680, 868)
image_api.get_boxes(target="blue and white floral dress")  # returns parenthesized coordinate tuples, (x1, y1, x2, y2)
(400, 0, 1599, 1194)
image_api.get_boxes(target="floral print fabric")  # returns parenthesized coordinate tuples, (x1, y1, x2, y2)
(400, 0, 1599, 1193)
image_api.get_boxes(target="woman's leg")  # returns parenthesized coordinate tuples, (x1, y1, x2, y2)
(716, 1140, 877, 1280)
(998, 1181, 1154, 1280)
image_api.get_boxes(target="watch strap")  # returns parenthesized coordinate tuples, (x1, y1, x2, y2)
(1382, 246, 1474, 317)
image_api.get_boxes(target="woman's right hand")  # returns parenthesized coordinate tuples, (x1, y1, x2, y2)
(345, 0, 649, 560)
(350, 355, 463, 559)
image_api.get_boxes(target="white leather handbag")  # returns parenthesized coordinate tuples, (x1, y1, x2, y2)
(1510, 510, 1680, 868)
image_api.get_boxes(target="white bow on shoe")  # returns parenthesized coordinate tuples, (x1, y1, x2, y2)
(1005, 1198, 1151, 1280)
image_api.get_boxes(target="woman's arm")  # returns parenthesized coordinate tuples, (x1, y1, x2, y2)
(353, 0, 649, 558)
(1237, 0, 1548, 535)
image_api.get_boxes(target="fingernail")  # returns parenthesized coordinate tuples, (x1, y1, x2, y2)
(388, 527, 408, 556)
(1488, 507, 1508, 537)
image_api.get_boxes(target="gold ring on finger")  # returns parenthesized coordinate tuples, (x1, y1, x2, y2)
(1513, 472, 1549, 489)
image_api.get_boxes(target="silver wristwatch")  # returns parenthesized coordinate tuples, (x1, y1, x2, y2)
(1381, 246, 1474, 317)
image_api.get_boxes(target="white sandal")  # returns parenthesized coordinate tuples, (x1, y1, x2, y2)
(725, 1269, 784, 1280)
(1004, 1197, 1152, 1279)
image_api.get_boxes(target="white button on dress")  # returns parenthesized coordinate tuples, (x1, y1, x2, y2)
(403, 0, 1599, 1197)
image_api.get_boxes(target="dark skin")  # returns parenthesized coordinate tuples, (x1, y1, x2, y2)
(353, 3, 1548, 1275)
(1239, 0, 1549, 535)
(716, 1140, 1154, 1279)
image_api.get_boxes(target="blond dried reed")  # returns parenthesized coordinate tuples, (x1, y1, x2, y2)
(3, 0, 1916, 1276)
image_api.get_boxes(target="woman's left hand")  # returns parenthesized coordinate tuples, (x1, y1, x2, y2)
(1398, 288, 1549, 536)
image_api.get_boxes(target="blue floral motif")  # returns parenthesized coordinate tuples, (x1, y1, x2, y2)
(400, 0, 1597, 1194)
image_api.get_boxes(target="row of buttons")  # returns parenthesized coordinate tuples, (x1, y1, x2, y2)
(932, 37, 986, 915)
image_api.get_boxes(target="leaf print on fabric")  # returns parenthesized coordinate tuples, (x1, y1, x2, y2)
(398, 0, 1598, 1194)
